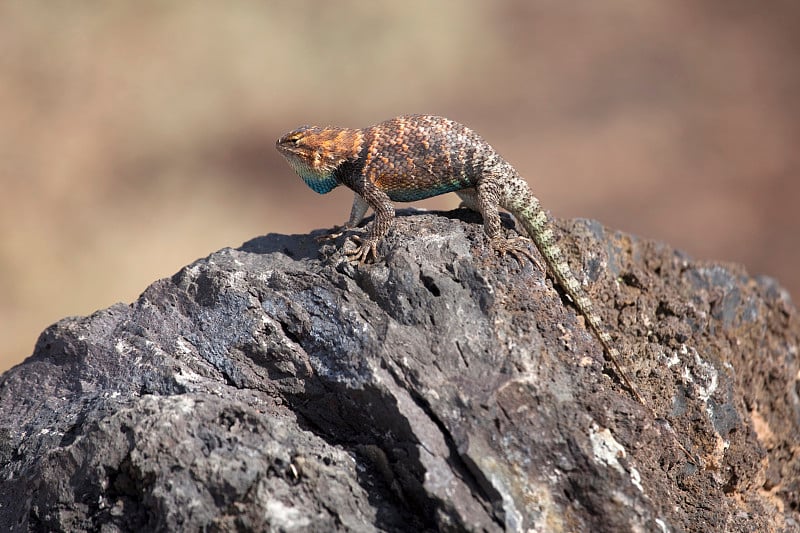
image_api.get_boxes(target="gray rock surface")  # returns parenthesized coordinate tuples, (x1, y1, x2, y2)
(1, 209, 798, 532)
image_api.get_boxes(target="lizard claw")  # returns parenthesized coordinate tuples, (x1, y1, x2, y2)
(344, 235, 380, 264)
(490, 236, 542, 271)
(315, 225, 348, 243)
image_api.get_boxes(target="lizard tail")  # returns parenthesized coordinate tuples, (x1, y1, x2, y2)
(500, 179, 646, 406)
(490, 170, 702, 462)
(505, 181, 700, 463)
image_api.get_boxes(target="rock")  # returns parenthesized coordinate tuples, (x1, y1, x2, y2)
(1, 209, 798, 532)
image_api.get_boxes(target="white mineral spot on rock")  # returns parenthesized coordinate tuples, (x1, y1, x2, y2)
(265, 499, 311, 529)
(589, 423, 644, 493)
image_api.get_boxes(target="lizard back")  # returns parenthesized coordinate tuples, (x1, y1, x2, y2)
(360, 115, 496, 202)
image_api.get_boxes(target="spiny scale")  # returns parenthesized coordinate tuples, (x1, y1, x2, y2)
(276, 114, 697, 464)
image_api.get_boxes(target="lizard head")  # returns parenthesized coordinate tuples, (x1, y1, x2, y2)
(276, 125, 362, 195)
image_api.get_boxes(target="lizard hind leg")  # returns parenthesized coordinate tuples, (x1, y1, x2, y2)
(490, 235, 543, 270)
(474, 177, 543, 271)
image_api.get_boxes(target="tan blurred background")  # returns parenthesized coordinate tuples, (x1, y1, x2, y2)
(2, 1, 798, 372)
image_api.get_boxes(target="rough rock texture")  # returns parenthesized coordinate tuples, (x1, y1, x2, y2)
(1, 209, 798, 532)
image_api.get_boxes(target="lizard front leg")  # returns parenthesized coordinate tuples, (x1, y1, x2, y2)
(344, 182, 395, 264)
(316, 193, 369, 242)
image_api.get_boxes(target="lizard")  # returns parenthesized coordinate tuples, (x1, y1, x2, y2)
(275, 114, 696, 463)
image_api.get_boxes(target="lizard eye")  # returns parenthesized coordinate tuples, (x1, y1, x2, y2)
(279, 127, 313, 148)
(284, 133, 303, 146)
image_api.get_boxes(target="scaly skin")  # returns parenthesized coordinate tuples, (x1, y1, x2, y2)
(276, 114, 696, 463)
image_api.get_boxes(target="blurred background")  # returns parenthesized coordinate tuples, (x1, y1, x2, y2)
(2, 1, 798, 372)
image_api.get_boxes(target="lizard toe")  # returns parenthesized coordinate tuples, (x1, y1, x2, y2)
(344, 236, 380, 264)
(490, 236, 542, 271)
(315, 225, 347, 243)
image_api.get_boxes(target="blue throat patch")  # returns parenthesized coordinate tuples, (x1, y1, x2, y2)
(300, 170, 338, 195)
(292, 164, 339, 194)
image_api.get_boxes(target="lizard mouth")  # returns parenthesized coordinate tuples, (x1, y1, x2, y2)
(276, 126, 314, 156)
(275, 138, 300, 156)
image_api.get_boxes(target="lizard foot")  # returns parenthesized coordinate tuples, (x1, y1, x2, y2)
(490, 236, 542, 271)
(315, 225, 348, 243)
(344, 235, 380, 264)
